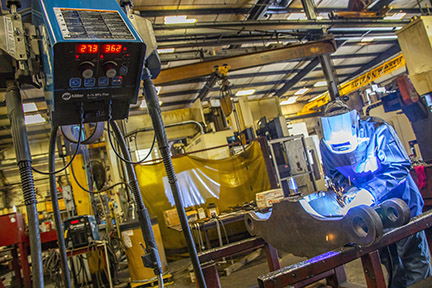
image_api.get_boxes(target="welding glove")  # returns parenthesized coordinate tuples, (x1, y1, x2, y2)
(343, 187, 375, 210)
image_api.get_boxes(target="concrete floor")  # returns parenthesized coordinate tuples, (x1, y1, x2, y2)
(0, 249, 374, 287)
(164, 251, 370, 288)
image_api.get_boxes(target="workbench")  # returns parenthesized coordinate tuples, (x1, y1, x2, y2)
(256, 208, 432, 288)
(191, 211, 248, 250)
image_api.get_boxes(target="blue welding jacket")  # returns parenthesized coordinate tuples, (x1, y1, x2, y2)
(320, 116, 424, 217)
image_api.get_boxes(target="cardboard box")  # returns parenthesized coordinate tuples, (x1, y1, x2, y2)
(256, 189, 284, 209)
(163, 208, 180, 227)
(163, 208, 198, 228)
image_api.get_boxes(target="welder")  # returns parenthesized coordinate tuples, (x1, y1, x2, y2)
(319, 100, 431, 287)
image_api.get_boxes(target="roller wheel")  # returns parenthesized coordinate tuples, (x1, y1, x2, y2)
(376, 198, 411, 229)
(346, 205, 384, 247)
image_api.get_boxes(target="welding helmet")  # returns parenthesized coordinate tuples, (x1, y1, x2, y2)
(321, 100, 359, 154)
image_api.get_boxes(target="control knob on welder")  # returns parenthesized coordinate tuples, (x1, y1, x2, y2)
(79, 61, 95, 79)
(103, 61, 118, 78)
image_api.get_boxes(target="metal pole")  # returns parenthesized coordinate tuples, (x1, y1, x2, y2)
(48, 126, 72, 288)
(5, 81, 44, 288)
(301, 0, 340, 101)
(109, 120, 163, 281)
(142, 68, 208, 288)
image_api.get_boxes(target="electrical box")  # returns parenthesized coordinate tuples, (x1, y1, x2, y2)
(397, 16, 432, 95)
(32, 0, 146, 126)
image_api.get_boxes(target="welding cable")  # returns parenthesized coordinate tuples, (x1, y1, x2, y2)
(218, 218, 230, 245)
(106, 103, 156, 165)
(31, 111, 84, 175)
(386, 246, 394, 288)
(157, 273, 164, 288)
(70, 163, 132, 194)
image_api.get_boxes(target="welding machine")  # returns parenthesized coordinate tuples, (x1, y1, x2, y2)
(64, 215, 99, 248)
(31, 0, 146, 126)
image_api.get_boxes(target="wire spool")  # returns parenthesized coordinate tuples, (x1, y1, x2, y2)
(119, 219, 168, 286)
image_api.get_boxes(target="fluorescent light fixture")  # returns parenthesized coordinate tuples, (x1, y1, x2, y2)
(24, 114, 45, 125)
(287, 13, 307, 20)
(280, 96, 298, 105)
(140, 100, 163, 108)
(294, 88, 309, 95)
(265, 41, 280, 47)
(155, 86, 161, 95)
(235, 89, 255, 96)
(157, 48, 175, 54)
(23, 102, 38, 112)
(314, 81, 327, 87)
(164, 15, 197, 24)
(384, 13, 406, 20)
(361, 37, 374, 42)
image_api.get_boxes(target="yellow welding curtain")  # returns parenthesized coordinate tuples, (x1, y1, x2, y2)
(134, 141, 270, 251)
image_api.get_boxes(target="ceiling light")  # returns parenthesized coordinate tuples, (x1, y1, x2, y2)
(265, 41, 280, 47)
(23, 102, 38, 112)
(280, 96, 298, 105)
(155, 86, 161, 95)
(164, 15, 197, 24)
(140, 100, 163, 108)
(314, 81, 327, 87)
(157, 48, 175, 54)
(294, 88, 309, 95)
(287, 13, 307, 20)
(235, 89, 255, 96)
(24, 114, 45, 125)
(361, 37, 374, 42)
(384, 13, 406, 20)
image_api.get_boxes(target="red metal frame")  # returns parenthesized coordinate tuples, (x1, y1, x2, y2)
(257, 209, 432, 287)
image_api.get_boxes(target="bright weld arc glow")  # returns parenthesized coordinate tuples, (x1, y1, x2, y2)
(24, 114, 46, 125)
(235, 89, 255, 96)
(23, 102, 38, 112)
(164, 15, 197, 24)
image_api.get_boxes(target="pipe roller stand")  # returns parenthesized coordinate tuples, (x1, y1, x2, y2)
(245, 195, 410, 258)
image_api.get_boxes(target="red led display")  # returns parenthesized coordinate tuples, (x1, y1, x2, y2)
(76, 44, 99, 54)
(70, 220, 79, 224)
(102, 44, 123, 53)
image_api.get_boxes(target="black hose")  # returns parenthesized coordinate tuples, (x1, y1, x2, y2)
(109, 120, 163, 280)
(142, 68, 207, 288)
(6, 81, 44, 288)
(48, 125, 72, 288)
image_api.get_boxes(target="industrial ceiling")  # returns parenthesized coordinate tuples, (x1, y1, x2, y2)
(0, 0, 427, 147)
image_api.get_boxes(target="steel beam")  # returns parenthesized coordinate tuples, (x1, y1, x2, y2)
(156, 34, 397, 49)
(275, 57, 320, 97)
(343, 44, 401, 82)
(139, 8, 250, 17)
(154, 38, 336, 84)
(368, 0, 394, 12)
(153, 19, 409, 37)
(301, 0, 341, 101)
(248, 0, 272, 20)
(159, 48, 383, 63)
(136, 7, 422, 17)
(196, 74, 219, 102)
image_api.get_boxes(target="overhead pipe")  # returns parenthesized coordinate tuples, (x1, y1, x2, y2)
(124, 120, 206, 138)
